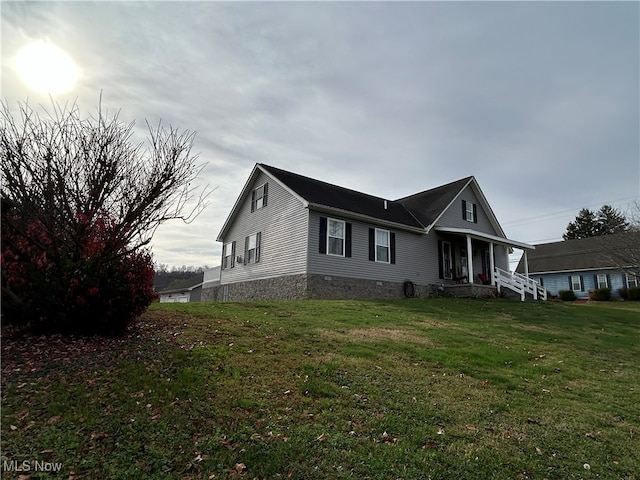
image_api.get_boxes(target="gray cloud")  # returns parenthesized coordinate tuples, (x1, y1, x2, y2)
(2, 1, 638, 268)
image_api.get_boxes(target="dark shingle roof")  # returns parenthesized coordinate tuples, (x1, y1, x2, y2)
(515, 233, 635, 273)
(395, 177, 473, 228)
(260, 164, 424, 229)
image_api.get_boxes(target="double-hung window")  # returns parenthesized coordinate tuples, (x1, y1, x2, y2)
(222, 241, 235, 269)
(570, 275, 583, 292)
(375, 228, 390, 263)
(251, 184, 268, 211)
(327, 219, 345, 256)
(627, 274, 639, 288)
(245, 232, 261, 264)
(462, 200, 477, 223)
(596, 273, 609, 289)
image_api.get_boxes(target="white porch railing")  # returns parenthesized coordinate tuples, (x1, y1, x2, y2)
(494, 267, 547, 301)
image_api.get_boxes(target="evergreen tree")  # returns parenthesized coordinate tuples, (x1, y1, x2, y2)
(563, 208, 599, 240)
(564, 205, 629, 240)
(596, 204, 629, 235)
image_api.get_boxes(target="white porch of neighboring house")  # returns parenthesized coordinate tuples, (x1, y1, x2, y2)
(433, 227, 545, 301)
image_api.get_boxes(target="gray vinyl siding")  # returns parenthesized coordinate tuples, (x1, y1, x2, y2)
(220, 171, 308, 285)
(436, 184, 499, 236)
(308, 211, 434, 285)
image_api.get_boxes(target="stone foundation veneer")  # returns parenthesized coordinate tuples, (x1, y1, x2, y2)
(204, 274, 433, 301)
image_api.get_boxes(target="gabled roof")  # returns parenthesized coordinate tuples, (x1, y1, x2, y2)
(515, 233, 634, 274)
(396, 177, 473, 229)
(259, 164, 423, 229)
(218, 163, 511, 241)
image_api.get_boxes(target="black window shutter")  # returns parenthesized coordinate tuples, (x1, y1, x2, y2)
(462, 200, 467, 220)
(251, 190, 256, 212)
(244, 236, 249, 264)
(473, 203, 478, 223)
(369, 228, 375, 261)
(319, 217, 327, 254)
(580, 276, 584, 291)
(593, 274, 598, 289)
(438, 240, 444, 279)
(568, 275, 572, 289)
(263, 183, 268, 207)
(231, 241, 236, 268)
(606, 274, 610, 288)
(345, 223, 352, 258)
(255, 232, 261, 262)
(390, 232, 396, 264)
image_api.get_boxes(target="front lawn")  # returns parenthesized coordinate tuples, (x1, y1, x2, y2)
(2, 299, 639, 479)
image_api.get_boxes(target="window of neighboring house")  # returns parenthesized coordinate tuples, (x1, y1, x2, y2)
(327, 219, 345, 256)
(596, 273, 609, 289)
(626, 274, 639, 288)
(570, 274, 583, 292)
(244, 232, 261, 264)
(375, 229, 390, 263)
(462, 200, 477, 223)
(251, 183, 268, 211)
(222, 241, 235, 269)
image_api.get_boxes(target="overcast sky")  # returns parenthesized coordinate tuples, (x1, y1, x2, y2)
(2, 1, 639, 270)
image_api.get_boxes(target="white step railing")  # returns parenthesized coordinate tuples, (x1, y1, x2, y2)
(494, 267, 546, 301)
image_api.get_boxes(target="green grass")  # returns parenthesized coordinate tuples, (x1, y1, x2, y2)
(2, 298, 639, 479)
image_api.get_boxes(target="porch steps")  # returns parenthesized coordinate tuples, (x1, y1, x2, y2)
(494, 267, 546, 301)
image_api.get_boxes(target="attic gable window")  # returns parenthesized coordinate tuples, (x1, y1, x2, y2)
(462, 200, 477, 223)
(251, 183, 268, 212)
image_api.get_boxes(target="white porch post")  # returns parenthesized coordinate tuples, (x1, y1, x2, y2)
(466, 235, 474, 283)
(489, 242, 495, 285)
(523, 251, 529, 277)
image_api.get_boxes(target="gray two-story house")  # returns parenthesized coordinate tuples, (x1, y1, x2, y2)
(210, 163, 537, 301)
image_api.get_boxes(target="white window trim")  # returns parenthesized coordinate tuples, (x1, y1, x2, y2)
(626, 274, 639, 288)
(222, 242, 233, 269)
(327, 218, 345, 257)
(252, 183, 267, 211)
(571, 274, 582, 292)
(596, 273, 609, 289)
(375, 228, 390, 263)
(246, 232, 260, 264)
(465, 201, 475, 222)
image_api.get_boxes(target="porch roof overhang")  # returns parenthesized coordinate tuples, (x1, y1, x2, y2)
(433, 226, 535, 251)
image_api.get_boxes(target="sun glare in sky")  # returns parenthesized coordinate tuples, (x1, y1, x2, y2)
(16, 41, 79, 94)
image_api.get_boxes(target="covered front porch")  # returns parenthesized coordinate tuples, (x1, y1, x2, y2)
(434, 227, 545, 301)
